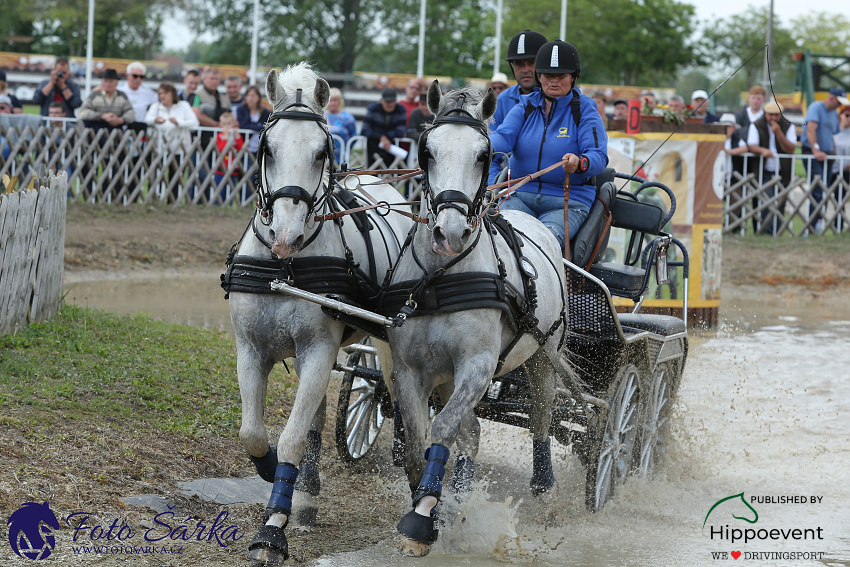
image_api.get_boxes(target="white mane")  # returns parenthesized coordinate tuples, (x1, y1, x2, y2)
(272, 62, 323, 112)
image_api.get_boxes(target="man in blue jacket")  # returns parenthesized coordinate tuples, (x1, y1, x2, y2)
(32, 58, 82, 117)
(490, 40, 608, 248)
(361, 87, 408, 166)
(488, 30, 547, 183)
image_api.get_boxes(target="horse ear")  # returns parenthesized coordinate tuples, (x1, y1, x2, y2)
(480, 88, 498, 121)
(427, 80, 441, 115)
(266, 69, 281, 105)
(314, 77, 330, 110)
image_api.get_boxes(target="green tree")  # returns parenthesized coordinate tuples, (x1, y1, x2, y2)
(498, 0, 698, 85)
(0, 0, 38, 52)
(790, 12, 850, 55)
(27, 0, 179, 58)
(699, 6, 796, 90)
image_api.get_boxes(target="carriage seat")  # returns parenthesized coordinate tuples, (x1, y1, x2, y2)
(588, 194, 666, 300)
(617, 313, 686, 337)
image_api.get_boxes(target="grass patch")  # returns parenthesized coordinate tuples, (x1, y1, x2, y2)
(0, 304, 296, 438)
(723, 230, 850, 253)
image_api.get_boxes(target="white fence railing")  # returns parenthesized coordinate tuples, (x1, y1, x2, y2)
(721, 152, 849, 236)
(2, 115, 847, 236)
(0, 116, 422, 206)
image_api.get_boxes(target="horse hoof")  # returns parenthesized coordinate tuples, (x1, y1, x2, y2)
(290, 491, 318, 526)
(397, 535, 432, 557)
(531, 477, 558, 497)
(247, 525, 288, 565)
(397, 509, 438, 550)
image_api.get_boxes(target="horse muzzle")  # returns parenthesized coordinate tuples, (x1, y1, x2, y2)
(271, 232, 305, 259)
(431, 221, 472, 256)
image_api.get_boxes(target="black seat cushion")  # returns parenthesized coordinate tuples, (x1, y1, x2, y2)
(588, 262, 646, 295)
(617, 313, 687, 336)
(610, 197, 664, 234)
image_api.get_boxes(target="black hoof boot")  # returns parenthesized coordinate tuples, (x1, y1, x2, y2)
(250, 446, 279, 483)
(530, 438, 555, 495)
(450, 455, 474, 493)
(247, 525, 288, 565)
(396, 510, 439, 544)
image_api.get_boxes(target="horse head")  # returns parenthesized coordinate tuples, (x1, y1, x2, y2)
(420, 81, 497, 256)
(258, 63, 332, 259)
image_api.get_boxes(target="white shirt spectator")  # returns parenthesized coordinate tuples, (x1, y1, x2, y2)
(747, 121, 796, 174)
(119, 82, 158, 124)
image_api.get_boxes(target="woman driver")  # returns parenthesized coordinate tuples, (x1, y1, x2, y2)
(490, 40, 608, 248)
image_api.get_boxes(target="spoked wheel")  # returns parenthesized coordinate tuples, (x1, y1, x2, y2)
(585, 364, 641, 513)
(335, 337, 388, 463)
(637, 361, 676, 477)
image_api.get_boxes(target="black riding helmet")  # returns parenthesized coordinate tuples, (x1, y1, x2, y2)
(535, 40, 581, 76)
(507, 30, 547, 62)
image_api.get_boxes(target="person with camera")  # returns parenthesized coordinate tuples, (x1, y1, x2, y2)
(33, 58, 82, 117)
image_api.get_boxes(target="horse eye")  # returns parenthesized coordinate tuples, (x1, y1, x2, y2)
(477, 152, 488, 163)
(316, 149, 327, 162)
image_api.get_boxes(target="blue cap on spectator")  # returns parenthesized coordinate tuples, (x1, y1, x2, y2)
(101, 68, 120, 80)
(381, 87, 397, 102)
(829, 87, 850, 106)
(0, 70, 6, 81)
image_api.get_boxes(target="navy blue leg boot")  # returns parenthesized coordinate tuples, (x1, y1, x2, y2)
(294, 430, 321, 496)
(392, 400, 406, 467)
(450, 454, 474, 493)
(397, 444, 450, 545)
(530, 437, 556, 495)
(249, 445, 278, 483)
(248, 462, 298, 563)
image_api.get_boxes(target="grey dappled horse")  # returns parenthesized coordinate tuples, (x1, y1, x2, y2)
(387, 83, 569, 556)
(227, 63, 410, 564)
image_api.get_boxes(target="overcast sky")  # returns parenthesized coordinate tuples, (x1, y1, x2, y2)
(161, 1, 844, 53)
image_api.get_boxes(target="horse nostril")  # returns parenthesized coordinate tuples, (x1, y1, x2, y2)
(269, 229, 276, 242)
(292, 235, 304, 250)
(462, 227, 473, 242)
(433, 226, 447, 245)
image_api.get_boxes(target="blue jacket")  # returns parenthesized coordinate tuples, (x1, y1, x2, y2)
(489, 84, 535, 182)
(360, 102, 407, 142)
(490, 84, 534, 132)
(489, 89, 608, 209)
(32, 78, 82, 117)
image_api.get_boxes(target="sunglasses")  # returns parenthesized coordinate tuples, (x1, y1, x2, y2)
(130, 74, 145, 79)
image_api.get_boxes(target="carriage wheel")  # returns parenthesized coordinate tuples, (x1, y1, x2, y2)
(335, 337, 387, 463)
(636, 361, 675, 477)
(585, 364, 641, 513)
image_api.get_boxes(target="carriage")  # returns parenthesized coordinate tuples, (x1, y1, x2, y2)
(328, 169, 690, 514)
(225, 65, 691, 563)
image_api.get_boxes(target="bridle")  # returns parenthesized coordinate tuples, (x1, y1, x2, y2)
(417, 94, 493, 224)
(254, 88, 335, 226)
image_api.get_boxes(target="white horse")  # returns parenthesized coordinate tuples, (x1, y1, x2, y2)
(385, 83, 569, 556)
(226, 62, 411, 564)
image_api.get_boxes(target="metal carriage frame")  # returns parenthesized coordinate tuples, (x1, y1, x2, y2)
(285, 171, 691, 513)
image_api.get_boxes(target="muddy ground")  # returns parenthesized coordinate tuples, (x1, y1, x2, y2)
(3, 203, 848, 566)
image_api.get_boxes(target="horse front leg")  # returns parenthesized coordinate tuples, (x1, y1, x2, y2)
(236, 342, 278, 482)
(291, 396, 326, 526)
(248, 339, 339, 565)
(397, 355, 495, 557)
(526, 349, 558, 496)
(435, 383, 480, 493)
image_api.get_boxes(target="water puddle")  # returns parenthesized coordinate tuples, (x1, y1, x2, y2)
(65, 271, 850, 566)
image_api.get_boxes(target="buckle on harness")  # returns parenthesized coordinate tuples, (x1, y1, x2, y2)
(519, 256, 538, 280)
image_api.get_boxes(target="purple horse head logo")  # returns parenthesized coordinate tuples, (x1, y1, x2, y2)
(7, 501, 60, 560)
